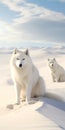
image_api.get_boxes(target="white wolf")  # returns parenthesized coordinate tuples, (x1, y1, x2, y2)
(10, 49, 46, 104)
(48, 58, 65, 82)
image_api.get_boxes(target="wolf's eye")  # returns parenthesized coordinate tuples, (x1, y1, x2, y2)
(17, 58, 19, 60)
(22, 58, 25, 60)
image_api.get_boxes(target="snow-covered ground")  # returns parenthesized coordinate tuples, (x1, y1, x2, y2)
(0, 47, 65, 130)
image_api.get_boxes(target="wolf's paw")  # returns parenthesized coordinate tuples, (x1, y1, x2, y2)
(27, 99, 36, 104)
(21, 98, 26, 102)
(15, 102, 20, 105)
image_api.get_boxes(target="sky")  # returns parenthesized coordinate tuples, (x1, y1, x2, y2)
(0, 0, 65, 48)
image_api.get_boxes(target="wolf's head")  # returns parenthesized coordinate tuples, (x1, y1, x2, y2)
(11, 49, 32, 69)
(48, 58, 57, 70)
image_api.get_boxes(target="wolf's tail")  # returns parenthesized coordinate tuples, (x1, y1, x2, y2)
(45, 92, 65, 102)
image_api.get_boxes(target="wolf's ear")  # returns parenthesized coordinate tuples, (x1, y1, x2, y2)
(48, 58, 50, 61)
(13, 48, 19, 54)
(25, 49, 29, 56)
(53, 58, 56, 61)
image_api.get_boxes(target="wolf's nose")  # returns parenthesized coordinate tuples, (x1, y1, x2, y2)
(52, 64, 53, 66)
(19, 64, 22, 67)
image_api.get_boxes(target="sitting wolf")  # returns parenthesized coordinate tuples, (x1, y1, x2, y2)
(48, 58, 65, 82)
(10, 49, 46, 104)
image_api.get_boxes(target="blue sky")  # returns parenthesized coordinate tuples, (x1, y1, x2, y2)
(27, 0, 65, 14)
(0, 0, 65, 48)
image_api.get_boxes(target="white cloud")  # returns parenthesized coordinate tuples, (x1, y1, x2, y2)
(0, 20, 23, 43)
(0, 0, 65, 24)
(13, 18, 65, 43)
(0, 17, 65, 45)
(0, 0, 65, 46)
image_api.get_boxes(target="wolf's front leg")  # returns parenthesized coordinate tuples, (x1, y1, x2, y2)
(15, 84, 21, 105)
(52, 73, 56, 82)
(26, 84, 32, 104)
(52, 77, 56, 82)
(26, 84, 36, 104)
(55, 77, 60, 82)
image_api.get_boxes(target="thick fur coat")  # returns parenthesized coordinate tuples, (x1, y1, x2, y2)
(10, 49, 46, 104)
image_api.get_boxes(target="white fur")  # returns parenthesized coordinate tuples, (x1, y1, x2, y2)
(10, 49, 46, 104)
(48, 58, 65, 82)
